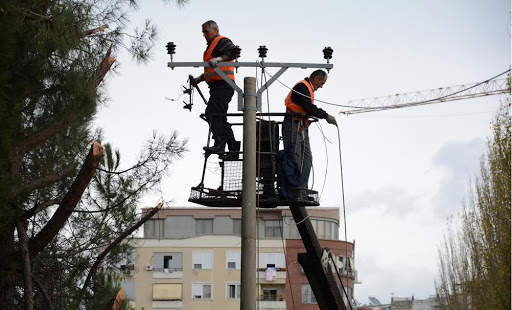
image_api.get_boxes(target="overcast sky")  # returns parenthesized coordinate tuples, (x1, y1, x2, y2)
(94, 0, 511, 304)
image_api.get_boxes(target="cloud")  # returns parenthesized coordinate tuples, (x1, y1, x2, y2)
(431, 138, 485, 218)
(347, 186, 421, 218)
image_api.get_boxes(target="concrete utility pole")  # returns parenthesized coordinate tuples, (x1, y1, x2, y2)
(166, 50, 340, 309)
(240, 77, 257, 310)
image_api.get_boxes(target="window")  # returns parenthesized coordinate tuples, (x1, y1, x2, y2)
(262, 289, 278, 301)
(310, 219, 338, 240)
(153, 252, 183, 272)
(227, 283, 241, 299)
(195, 219, 213, 235)
(193, 252, 212, 269)
(233, 219, 242, 235)
(301, 284, 317, 304)
(317, 220, 325, 238)
(144, 219, 164, 238)
(192, 283, 212, 300)
(226, 251, 241, 269)
(163, 256, 173, 269)
(338, 256, 355, 276)
(264, 220, 282, 238)
(287, 218, 300, 238)
(258, 253, 285, 269)
(153, 283, 182, 301)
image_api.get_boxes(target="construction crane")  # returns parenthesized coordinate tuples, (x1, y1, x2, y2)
(340, 70, 510, 115)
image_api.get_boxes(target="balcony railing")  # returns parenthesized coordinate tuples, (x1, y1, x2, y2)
(258, 295, 285, 302)
(152, 267, 183, 273)
(339, 267, 357, 279)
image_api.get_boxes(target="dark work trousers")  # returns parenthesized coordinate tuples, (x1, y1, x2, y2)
(282, 116, 312, 188)
(205, 85, 235, 142)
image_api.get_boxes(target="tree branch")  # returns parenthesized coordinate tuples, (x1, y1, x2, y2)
(31, 274, 52, 310)
(14, 164, 76, 198)
(10, 46, 115, 171)
(16, 218, 34, 310)
(94, 45, 116, 87)
(111, 288, 126, 310)
(21, 9, 52, 21)
(28, 142, 103, 257)
(83, 24, 109, 36)
(24, 199, 61, 219)
(77, 203, 162, 306)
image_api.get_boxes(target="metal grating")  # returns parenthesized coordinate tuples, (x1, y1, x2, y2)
(221, 160, 243, 191)
(188, 186, 319, 208)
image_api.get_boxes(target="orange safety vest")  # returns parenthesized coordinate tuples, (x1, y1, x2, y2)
(203, 35, 235, 84)
(284, 80, 314, 127)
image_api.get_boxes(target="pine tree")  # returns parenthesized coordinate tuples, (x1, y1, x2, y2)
(0, 1, 188, 309)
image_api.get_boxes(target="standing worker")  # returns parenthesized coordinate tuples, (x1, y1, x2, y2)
(282, 69, 337, 189)
(194, 20, 240, 160)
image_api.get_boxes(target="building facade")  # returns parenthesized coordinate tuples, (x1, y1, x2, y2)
(122, 207, 356, 310)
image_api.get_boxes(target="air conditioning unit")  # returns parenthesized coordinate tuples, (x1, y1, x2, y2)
(145, 264, 153, 271)
(124, 269, 135, 277)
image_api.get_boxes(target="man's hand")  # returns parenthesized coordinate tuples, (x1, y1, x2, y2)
(209, 56, 223, 67)
(326, 114, 337, 125)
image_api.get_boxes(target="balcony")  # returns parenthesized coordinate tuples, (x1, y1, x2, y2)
(152, 267, 183, 279)
(257, 268, 286, 282)
(258, 295, 286, 309)
(152, 300, 183, 308)
(339, 267, 357, 279)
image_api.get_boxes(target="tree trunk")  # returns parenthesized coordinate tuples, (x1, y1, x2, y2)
(0, 227, 17, 310)
(0, 142, 103, 310)
(16, 218, 34, 310)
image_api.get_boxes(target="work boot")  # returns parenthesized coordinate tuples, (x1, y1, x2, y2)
(219, 140, 241, 160)
(203, 137, 226, 154)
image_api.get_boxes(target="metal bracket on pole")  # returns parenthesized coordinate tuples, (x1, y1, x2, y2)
(256, 66, 288, 110)
(168, 61, 333, 111)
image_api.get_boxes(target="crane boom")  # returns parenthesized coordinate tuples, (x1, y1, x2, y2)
(340, 75, 510, 115)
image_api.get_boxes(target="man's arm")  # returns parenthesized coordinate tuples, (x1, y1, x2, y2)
(290, 83, 328, 119)
(213, 37, 236, 60)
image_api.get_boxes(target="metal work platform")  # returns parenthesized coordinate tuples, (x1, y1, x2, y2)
(188, 114, 320, 208)
(189, 185, 319, 208)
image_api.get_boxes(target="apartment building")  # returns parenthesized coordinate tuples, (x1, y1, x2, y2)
(121, 207, 356, 310)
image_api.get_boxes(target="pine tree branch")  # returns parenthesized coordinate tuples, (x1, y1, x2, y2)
(21, 9, 52, 21)
(16, 218, 34, 310)
(31, 274, 52, 310)
(77, 203, 162, 306)
(111, 288, 126, 310)
(94, 45, 116, 87)
(9, 113, 76, 174)
(24, 199, 61, 219)
(83, 24, 109, 36)
(27, 142, 103, 258)
(14, 164, 76, 199)
(11, 47, 115, 171)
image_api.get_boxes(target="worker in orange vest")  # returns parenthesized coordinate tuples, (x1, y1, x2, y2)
(283, 70, 337, 188)
(194, 20, 240, 160)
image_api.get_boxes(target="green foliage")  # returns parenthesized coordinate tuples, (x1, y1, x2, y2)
(0, 1, 188, 309)
(435, 101, 511, 309)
